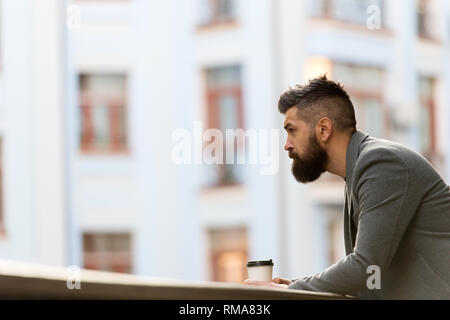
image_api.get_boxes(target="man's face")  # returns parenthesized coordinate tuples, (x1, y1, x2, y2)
(283, 108, 328, 183)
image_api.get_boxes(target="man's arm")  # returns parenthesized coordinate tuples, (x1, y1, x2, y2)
(288, 150, 418, 296)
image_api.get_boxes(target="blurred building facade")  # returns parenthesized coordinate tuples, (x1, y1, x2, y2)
(0, 0, 67, 266)
(0, 0, 449, 283)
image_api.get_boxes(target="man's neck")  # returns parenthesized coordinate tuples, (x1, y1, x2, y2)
(325, 132, 352, 179)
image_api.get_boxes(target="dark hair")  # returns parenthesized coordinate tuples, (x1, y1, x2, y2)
(278, 75, 356, 132)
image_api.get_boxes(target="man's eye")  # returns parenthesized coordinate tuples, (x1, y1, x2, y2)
(289, 128, 295, 133)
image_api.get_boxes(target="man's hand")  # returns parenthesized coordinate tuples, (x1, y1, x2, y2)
(243, 277, 292, 289)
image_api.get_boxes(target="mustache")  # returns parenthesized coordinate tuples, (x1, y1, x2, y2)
(288, 151, 298, 159)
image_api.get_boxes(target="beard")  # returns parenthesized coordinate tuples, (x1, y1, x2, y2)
(289, 132, 328, 183)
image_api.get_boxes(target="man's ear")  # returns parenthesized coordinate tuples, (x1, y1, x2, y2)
(316, 117, 333, 143)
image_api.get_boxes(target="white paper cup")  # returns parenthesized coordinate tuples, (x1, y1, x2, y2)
(246, 259, 274, 281)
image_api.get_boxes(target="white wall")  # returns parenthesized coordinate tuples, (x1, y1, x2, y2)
(0, 0, 35, 261)
(31, 0, 67, 267)
(0, 0, 67, 266)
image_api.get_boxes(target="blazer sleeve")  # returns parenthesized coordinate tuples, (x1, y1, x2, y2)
(288, 149, 418, 296)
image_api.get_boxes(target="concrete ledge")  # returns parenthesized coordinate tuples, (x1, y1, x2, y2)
(0, 260, 357, 300)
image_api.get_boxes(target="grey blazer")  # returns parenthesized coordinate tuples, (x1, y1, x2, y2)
(288, 130, 450, 299)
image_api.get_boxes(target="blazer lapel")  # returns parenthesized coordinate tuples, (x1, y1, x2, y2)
(343, 184, 353, 254)
(344, 130, 370, 252)
(347, 191, 357, 250)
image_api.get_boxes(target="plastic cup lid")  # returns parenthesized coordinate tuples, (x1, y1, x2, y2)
(246, 259, 274, 267)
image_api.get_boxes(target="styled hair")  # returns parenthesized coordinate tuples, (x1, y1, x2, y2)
(278, 74, 357, 132)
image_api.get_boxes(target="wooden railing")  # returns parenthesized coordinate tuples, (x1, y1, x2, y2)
(0, 260, 356, 300)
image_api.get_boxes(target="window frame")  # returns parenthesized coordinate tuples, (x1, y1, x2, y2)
(198, 0, 238, 29)
(417, 0, 435, 40)
(418, 76, 437, 161)
(78, 73, 129, 155)
(208, 227, 248, 283)
(332, 62, 388, 139)
(204, 66, 245, 187)
(309, 0, 389, 34)
(83, 232, 133, 273)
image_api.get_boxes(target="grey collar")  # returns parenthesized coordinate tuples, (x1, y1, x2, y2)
(345, 130, 370, 189)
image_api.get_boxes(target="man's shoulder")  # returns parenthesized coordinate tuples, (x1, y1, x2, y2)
(357, 138, 409, 167)
(357, 137, 424, 169)
(352, 136, 441, 189)
(350, 138, 414, 196)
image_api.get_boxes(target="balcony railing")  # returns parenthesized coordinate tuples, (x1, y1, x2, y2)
(0, 260, 357, 300)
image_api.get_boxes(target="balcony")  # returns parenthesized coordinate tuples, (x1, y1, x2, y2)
(0, 260, 356, 300)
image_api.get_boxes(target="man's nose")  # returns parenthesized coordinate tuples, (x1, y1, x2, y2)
(284, 139, 294, 151)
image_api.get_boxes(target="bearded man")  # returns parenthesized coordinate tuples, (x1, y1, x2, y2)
(244, 75, 450, 299)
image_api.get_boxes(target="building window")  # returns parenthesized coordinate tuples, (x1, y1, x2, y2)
(417, 0, 434, 39)
(209, 227, 248, 283)
(204, 65, 244, 187)
(304, 58, 386, 185)
(310, 0, 384, 27)
(0, 137, 4, 237)
(332, 63, 386, 138)
(199, 0, 236, 26)
(324, 206, 346, 265)
(418, 76, 436, 161)
(79, 74, 128, 153)
(83, 232, 132, 273)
